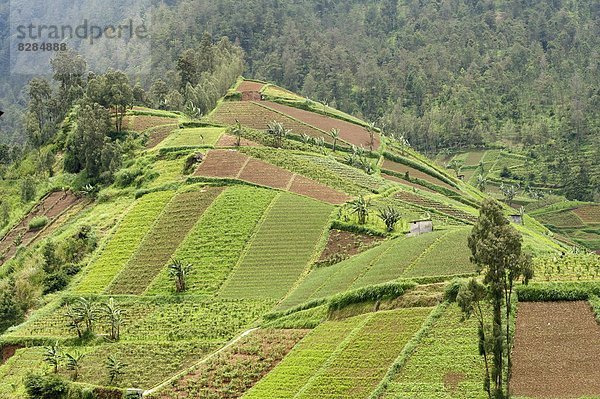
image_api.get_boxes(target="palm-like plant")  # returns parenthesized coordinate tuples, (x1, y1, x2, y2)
(266, 121, 291, 148)
(65, 351, 85, 381)
(300, 133, 312, 145)
(106, 355, 126, 385)
(233, 120, 243, 147)
(500, 183, 518, 206)
(168, 258, 193, 293)
(476, 174, 487, 192)
(447, 159, 464, 177)
(64, 305, 84, 338)
(74, 297, 99, 334)
(329, 128, 340, 152)
(349, 195, 371, 225)
(102, 297, 123, 341)
(378, 206, 401, 232)
(44, 342, 61, 374)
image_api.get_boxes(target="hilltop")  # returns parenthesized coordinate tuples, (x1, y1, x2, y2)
(0, 78, 594, 399)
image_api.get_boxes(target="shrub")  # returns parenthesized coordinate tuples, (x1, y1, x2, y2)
(21, 177, 37, 203)
(43, 271, 70, 294)
(328, 280, 417, 312)
(29, 215, 49, 230)
(24, 373, 69, 399)
(443, 278, 465, 302)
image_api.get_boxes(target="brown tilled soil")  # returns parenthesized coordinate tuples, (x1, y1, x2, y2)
(195, 151, 350, 205)
(511, 301, 600, 398)
(216, 134, 260, 147)
(237, 80, 265, 93)
(288, 175, 350, 205)
(124, 115, 178, 133)
(210, 101, 331, 142)
(573, 205, 600, 224)
(318, 229, 383, 264)
(194, 149, 250, 178)
(263, 101, 380, 149)
(1, 345, 23, 364)
(146, 124, 178, 148)
(0, 191, 84, 265)
(238, 158, 295, 189)
(382, 159, 457, 192)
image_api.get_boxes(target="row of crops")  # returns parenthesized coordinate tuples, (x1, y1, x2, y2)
(6, 296, 274, 343)
(243, 308, 432, 398)
(220, 193, 334, 300)
(279, 228, 475, 309)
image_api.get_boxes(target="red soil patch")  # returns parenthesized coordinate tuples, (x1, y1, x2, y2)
(263, 101, 380, 149)
(238, 158, 294, 189)
(123, 115, 178, 133)
(1, 344, 23, 364)
(146, 124, 178, 148)
(382, 173, 437, 194)
(194, 149, 249, 178)
(511, 301, 600, 398)
(0, 191, 84, 266)
(237, 80, 265, 93)
(210, 101, 330, 142)
(318, 229, 383, 265)
(288, 175, 350, 205)
(216, 134, 260, 147)
(443, 372, 465, 393)
(382, 159, 457, 192)
(195, 151, 349, 204)
(573, 205, 600, 224)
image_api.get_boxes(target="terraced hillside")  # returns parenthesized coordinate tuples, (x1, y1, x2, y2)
(0, 78, 579, 399)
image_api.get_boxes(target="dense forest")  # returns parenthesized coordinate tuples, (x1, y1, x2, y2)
(1, 0, 599, 196)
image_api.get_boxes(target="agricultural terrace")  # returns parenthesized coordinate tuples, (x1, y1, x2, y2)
(219, 193, 333, 300)
(195, 149, 350, 204)
(280, 228, 475, 309)
(393, 190, 478, 224)
(531, 203, 600, 250)
(209, 101, 331, 142)
(155, 127, 226, 149)
(74, 190, 175, 293)
(382, 159, 458, 193)
(146, 186, 277, 295)
(534, 252, 600, 281)
(150, 329, 309, 399)
(262, 101, 380, 149)
(237, 79, 266, 93)
(0, 190, 84, 266)
(511, 301, 600, 398)
(107, 188, 224, 294)
(244, 308, 432, 399)
(382, 304, 485, 399)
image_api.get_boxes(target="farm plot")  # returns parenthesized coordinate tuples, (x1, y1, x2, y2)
(383, 304, 485, 399)
(74, 191, 175, 294)
(145, 124, 179, 148)
(151, 329, 309, 399)
(244, 308, 431, 399)
(535, 209, 585, 228)
(317, 229, 384, 266)
(404, 228, 475, 278)
(464, 151, 486, 166)
(156, 127, 226, 149)
(534, 252, 600, 281)
(196, 150, 350, 205)
(262, 101, 380, 149)
(511, 301, 600, 398)
(573, 204, 600, 224)
(0, 347, 44, 399)
(237, 80, 266, 93)
(382, 173, 437, 194)
(146, 186, 276, 295)
(382, 160, 457, 192)
(298, 155, 387, 192)
(0, 191, 84, 266)
(394, 190, 478, 224)
(107, 188, 223, 295)
(194, 149, 250, 178)
(280, 232, 446, 309)
(123, 114, 178, 133)
(219, 193, 333, 300)
(209, 101, 330, 142)
(7, 296, 274, 343)
(217, 134, 260, 147)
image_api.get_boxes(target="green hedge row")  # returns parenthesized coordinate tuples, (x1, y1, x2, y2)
(516, 281, 600, 301)
(328, 280, 417, 311)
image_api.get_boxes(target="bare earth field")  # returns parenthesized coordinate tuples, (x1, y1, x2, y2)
(511, 301, 600, 398)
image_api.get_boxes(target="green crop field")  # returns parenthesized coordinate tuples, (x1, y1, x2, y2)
(220, 193, 333, 300)
(156, 127, 226, 149)
(146, 186, 277, 295)
(280, 228, 473, 309)
(107, 188, 223, 294)
(244, 308, 431, 399)
(381, 305, 485, 399)
(74, 191, 175, 294)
